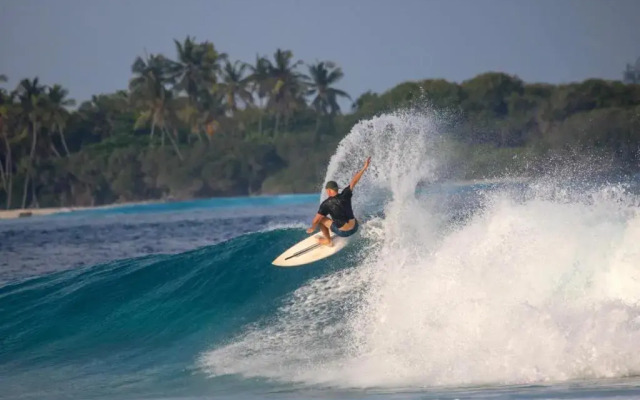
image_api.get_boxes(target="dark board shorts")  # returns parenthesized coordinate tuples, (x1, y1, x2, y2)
(331, 219, 359, 238)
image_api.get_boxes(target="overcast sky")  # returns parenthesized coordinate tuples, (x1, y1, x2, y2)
(1, 0, 639, 107)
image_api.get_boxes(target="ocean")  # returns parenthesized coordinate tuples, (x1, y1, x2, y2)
(2, 111, 640, 399)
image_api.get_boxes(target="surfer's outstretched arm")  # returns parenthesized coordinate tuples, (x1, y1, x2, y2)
(349, 156, 371, 190)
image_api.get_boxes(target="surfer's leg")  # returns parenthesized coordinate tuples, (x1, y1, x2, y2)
(318, 218, 333, 246)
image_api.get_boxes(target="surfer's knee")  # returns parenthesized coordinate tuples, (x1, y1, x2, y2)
(319, 217, 333, 228)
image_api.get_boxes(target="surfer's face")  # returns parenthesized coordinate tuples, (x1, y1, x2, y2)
(326, 188, 338, 197)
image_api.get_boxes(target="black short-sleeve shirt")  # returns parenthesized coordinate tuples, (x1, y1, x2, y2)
(318, 187, 355, 228)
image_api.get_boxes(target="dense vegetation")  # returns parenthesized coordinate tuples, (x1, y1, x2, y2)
(1, 37, 639, 209)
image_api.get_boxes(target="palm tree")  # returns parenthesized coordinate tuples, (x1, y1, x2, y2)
(173, 95, 202, 143)
(44, 84, 75, 156)
(0, 81, 14, 208)
(172, 37, 226, 140)
(172, 36, 225, 101)
(129, 54, 183, 160)
(14, 78, 47, 208)
(248, 55, 272, 135)
(266, 49, 306, 135)
(79, 92, 128, 140)
(129, 54, 171, 141)
(199, 89, 227, 140)
(219, 60, 253, 115)
(306, 61, 351, 138)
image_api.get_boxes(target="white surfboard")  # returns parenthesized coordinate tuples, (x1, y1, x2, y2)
(272, 232, 354, 267)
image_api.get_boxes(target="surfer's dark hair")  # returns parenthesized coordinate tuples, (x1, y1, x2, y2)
(325, 181, 339, 190)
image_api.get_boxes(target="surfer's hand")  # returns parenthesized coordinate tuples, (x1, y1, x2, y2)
(306, 227, 315, 234)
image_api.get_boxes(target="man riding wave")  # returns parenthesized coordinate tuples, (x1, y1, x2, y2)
(307, 157, 371, 246)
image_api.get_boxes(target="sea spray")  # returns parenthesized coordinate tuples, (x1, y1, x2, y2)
(201, 110, 640, 388)
(342, 184, 640, 387)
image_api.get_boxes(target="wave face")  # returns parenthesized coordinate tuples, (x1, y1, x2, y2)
(0, 228, 359, 398)
(201, 111, 640, 388)
(3, 111, 640, 399)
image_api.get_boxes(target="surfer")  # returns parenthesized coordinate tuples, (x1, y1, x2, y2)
(307, 157, 371, 246)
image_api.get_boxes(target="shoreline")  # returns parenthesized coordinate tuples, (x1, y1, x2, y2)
(0, 193, 316, 220)
(0, 206, 82, 220)
(0, 201, 156, 220)
(0, 195, 201, 220)
(0, 177, 529, 221)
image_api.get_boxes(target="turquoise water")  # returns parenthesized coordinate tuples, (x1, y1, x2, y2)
(55, 194, 319, 217)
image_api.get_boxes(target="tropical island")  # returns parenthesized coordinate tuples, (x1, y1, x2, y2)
(1, 37, 639, 211)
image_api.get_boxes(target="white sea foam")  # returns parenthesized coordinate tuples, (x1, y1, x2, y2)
(200, 111, 640, 389)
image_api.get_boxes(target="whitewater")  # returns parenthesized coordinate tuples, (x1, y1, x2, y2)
(2, 111, 640, 399)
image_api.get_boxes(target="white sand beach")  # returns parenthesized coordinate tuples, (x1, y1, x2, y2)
(0, 207, 81, 220)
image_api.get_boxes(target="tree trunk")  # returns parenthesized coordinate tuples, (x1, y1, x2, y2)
(0, 150, 7, 199)
(0, 133, 6, 195)
(3, 131, 12, 209)
(21, 175, 29, 209)
(7, 168, 12, 209)
(50, 143, 62, 158)
(149, 121, 156, 147)
(31, 174, 39, 208)
(258, 110, 263, 136)
(22, 121, 39, 209)
(59, 128, 71, 156)
(29, 122, 38, 163)
(0, 168, 10, 209)
(164, 127, 183, 161)
(314, 116, 321, 143)
(274, 114, 280, 137)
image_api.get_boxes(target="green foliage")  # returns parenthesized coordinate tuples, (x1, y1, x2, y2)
(307, 61, 350, 115)
(461, 72, 524, 117)
(219, 60, 253, 114)
(1, 40, 639, 210)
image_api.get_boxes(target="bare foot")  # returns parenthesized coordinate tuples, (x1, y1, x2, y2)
(317, 237, 333, 246)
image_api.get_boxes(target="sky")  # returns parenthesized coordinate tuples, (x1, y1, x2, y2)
(1, 0, 639, 108)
